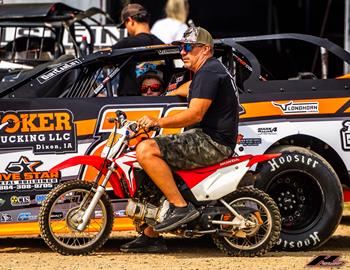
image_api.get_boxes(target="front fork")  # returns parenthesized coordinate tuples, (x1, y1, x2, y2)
(76, 163, 116, 231)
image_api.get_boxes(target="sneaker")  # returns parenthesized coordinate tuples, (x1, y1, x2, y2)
(120, 234, 167, 253)
(154, 202, 200, 233)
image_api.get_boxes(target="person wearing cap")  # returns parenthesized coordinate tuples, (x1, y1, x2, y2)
(120, 27, 239, 253)
(138, 71, 165, 96)
(112, 4, 163, 96)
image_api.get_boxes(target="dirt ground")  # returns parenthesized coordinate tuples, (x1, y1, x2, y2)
(1, 214, 350, 270)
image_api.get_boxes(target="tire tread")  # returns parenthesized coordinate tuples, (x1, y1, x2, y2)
(39, 180, 114, 255)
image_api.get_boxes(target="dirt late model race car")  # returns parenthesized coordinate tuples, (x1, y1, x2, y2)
(0, 33, 350, 252)
(0, 2, 119, 81)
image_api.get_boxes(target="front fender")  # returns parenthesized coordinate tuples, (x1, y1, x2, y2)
(50, 155, 125, 198)
(50, 155, 110, 174)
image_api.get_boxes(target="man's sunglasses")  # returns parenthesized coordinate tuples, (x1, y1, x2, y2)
(178, 43, 204, 53)
(141, 83, 162, 93)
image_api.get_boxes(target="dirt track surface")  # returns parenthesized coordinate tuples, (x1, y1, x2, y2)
(1, 216, 350, 270)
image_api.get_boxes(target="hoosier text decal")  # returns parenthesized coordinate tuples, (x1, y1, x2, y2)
(0, 109, 77, 154)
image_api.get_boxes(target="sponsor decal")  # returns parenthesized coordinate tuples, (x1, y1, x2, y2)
(219, 159, 239, 166)
(17, 212, 37, 222)
(167, 74, 185, 91)
(257, 127, 278, 135)
(340, 120, 350, 151)
(157, 48, 180, 55)
(0, 212, 12, 222)
(307, 256, 344, 267)
(0, 109, 77, 154)
(35, 194, 48, 205)
(239, 104, 246, 115)
(272, 101, 319, 114)
(50, 212, 64, 220)
(95, 210, 103, 218)
(0, 25, 124, 48)
(0, 156, 60, 192)
(175, 75, 184, 83)
(0, 198, 5, 207)
(37, 59, 82, 84)
(268, 154, 319, 172)
(239, 137, 262, 146)
(10, 195, 31, 206)
(115, 210, 126, 217)
(277, 231, 321, 249)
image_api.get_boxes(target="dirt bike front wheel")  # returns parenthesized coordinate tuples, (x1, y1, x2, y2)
(39, 180, 114, 255)
(212, 187, 281, 257)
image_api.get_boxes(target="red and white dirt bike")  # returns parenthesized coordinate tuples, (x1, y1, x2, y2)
(39, 110, 281, 256)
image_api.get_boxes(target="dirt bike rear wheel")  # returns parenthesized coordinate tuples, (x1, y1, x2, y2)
(39, 180, 114, 255)
(212, 187, 281, 257)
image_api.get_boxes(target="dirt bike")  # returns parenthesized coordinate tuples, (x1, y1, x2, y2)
(39, 110, 281, 256)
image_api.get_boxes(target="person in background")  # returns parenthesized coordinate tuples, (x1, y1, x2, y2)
(151, 0, 189, 44)
(138, 71, 165, 96)
(113, 3, 163, 96)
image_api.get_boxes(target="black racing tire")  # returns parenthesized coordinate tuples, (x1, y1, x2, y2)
(212, 187, 281, 257)
(255, 145, 343, 251)
(39, 180, 114, 255)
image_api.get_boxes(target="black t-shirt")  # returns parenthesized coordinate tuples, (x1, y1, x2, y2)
(188, 57, 239, 149)
(112, 33, 163, 96)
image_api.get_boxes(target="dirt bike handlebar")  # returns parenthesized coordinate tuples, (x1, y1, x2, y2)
(108, 110, 160, 135)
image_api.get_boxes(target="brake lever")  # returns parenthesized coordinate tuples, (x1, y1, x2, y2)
(140, 125, 160, 138)
(150, 126, 161, 133)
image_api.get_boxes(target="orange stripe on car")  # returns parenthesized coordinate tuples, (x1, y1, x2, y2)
(241, 97, 350, 118)
(0, 218, 134, 236)
(75, 119, 97, 136)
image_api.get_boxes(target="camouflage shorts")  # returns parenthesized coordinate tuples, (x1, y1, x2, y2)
(154, 128, 233, 170)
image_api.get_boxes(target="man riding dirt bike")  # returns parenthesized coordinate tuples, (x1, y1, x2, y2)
(39, 109, 281, 256)
(121, 26, 241, 252)
(39, 27, 281, 256)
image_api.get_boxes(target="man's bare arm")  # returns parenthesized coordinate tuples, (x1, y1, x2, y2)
(166, 81, 191, 97)
(138, 98, 212, 129)
(158, 98, 211, 128)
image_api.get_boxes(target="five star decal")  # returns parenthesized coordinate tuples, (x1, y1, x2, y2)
(5, 156, 42, 173)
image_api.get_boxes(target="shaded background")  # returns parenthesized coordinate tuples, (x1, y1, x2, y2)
(2, 0, 345, 78)
(108, 0, 343, 41)
(107, 0, 344, 78)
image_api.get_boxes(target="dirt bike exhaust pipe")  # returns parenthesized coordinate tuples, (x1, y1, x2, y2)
(77, 185, 105, 231)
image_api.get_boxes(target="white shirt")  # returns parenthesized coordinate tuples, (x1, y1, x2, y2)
(151, 18, 188, 44)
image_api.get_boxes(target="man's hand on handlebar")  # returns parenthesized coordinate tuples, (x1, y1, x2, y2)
(137, 115, 160, 130)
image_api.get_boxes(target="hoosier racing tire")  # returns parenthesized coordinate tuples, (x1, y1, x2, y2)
(255, 146, 343, 251)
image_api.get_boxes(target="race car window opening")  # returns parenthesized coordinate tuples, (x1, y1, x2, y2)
(231, 51, 269, 84)
(91, 66, 119, 98)
(239, 39, 346, 80)
(62, 66, 106, 98)
(0, 25, 60, 66)
(62, 55, 135, 98)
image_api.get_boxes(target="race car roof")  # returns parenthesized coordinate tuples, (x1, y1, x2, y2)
(0, 3, 82, 22)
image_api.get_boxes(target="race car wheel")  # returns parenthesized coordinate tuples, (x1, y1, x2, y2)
(255, 145, 343, 251)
